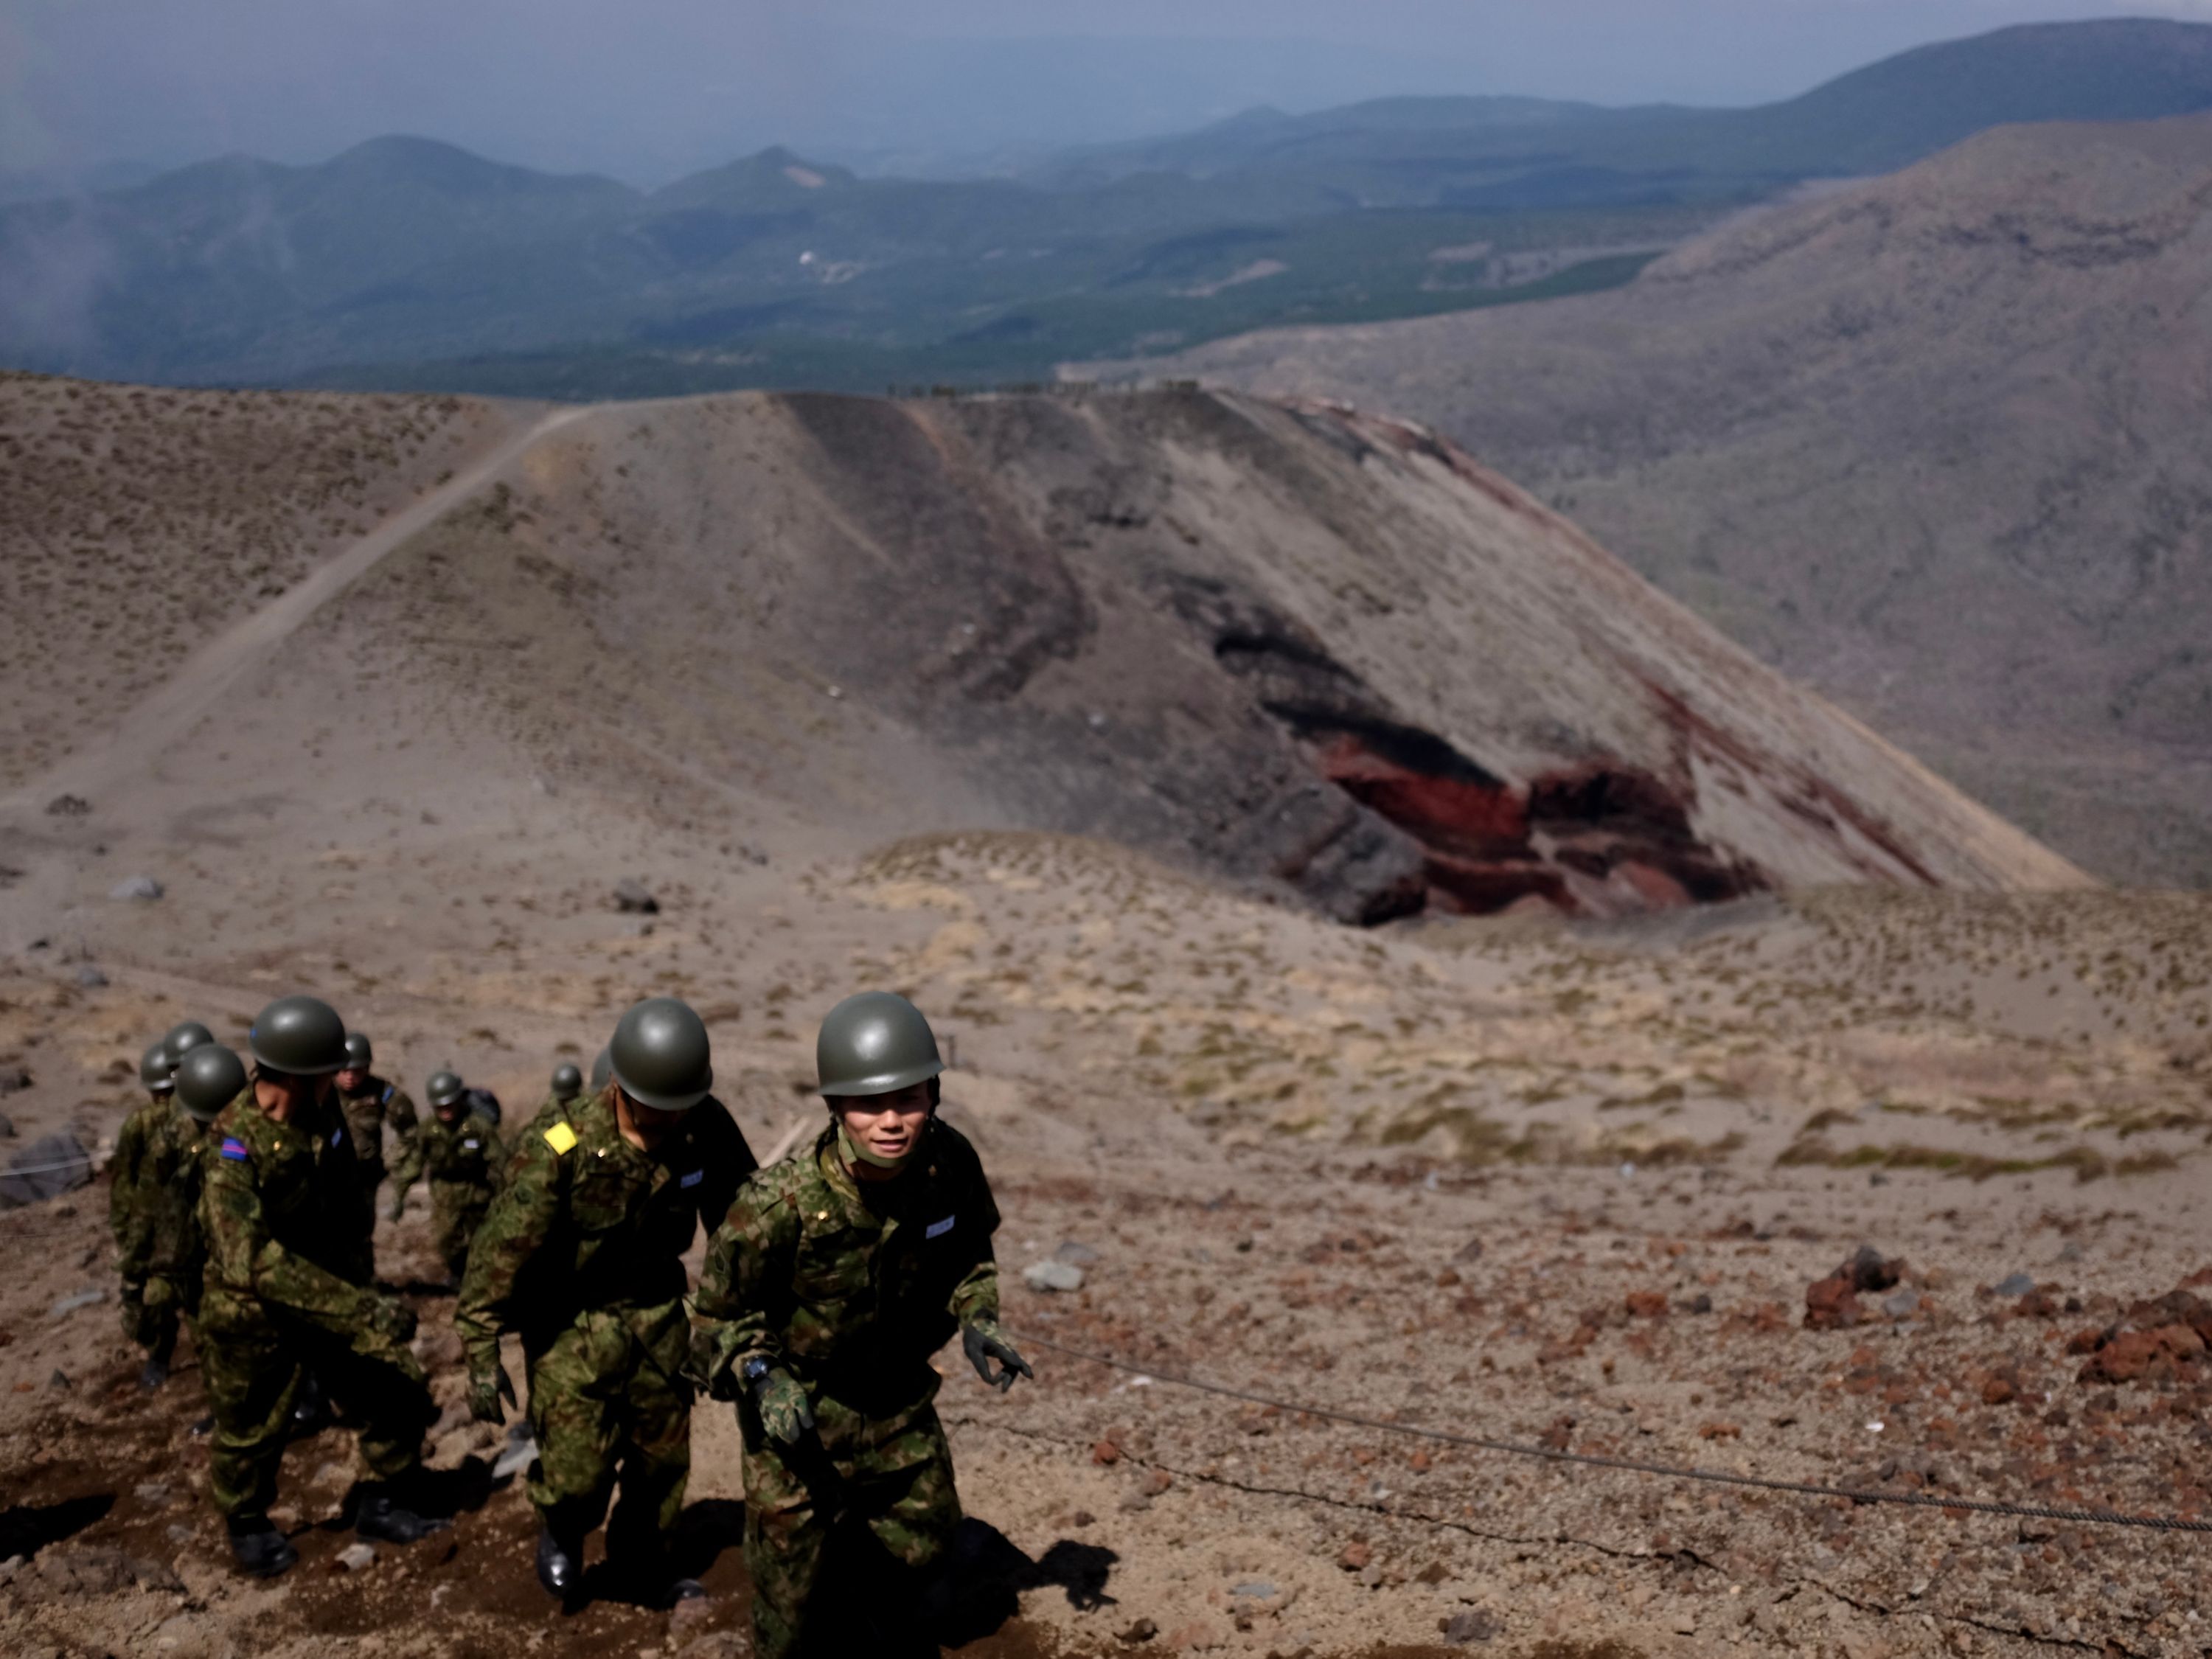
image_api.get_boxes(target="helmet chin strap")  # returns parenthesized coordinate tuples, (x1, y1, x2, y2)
(835, 1113, 928, 1171)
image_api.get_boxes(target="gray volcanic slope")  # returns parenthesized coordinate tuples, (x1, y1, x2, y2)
(319, 386, 2080, 921)
(1113, 114, 2212, 888)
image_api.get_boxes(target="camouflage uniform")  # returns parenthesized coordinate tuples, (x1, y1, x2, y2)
(389, 1107, 506, 1279)
(454, 1086, 754, 1562)
(111, 1097, 210, 1363)
(198, 1087, 432, 1524)
(338, 1075, 420, 1208)
(693, 1121, 1001, 1658)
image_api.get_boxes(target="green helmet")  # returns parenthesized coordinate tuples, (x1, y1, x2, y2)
(588, 1046, 612, 1094)
(425, 1070, 466, 1110)
(248, 995, 347, 1077)
(344, 1032, 373, 1071)
(163, 1020, 215, 1068)
(608, 998, 712, 1113)
(817, 992, 943, 1098)
(550, 1062, 582, 1102)
(175, 1044, 247, 1123)
(139, 1040, 175, 1093)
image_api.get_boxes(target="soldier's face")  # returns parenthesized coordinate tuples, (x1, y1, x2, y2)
(335, 1066, 368, 1092)
(254, 1071, 305, 1123)
(613, 1088, 681, 1150)
(834, 1082, 933, 1164)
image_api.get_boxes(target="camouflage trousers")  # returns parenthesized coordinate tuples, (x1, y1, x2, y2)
(427, 1181, 493, 1281)
(198, 1290, 434, 1523)
(118, 1278, 176, 1363)
(526, 1300, 692, 1559)
(742, 1402, 961, 1659)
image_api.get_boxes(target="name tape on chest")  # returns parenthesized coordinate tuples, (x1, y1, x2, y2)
(462, 1138, 480, 1150)
(543, 1121, 579, 1155)
(680, 1169, 703, 1189)
(926, 1214, 957, 1239)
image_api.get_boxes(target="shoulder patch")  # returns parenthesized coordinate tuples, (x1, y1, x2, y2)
(543, 1121, 579, 1155)
(219, 1138, 250, 1161)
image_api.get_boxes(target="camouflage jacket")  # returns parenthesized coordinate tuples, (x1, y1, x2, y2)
(337, 1077, 419, 1170)
(453, 1085, 756, 1376)
(389, 1107, 506, 1206)
(111, 1097, 208, 1281)
(694, 1120, 1001, 1422)
(200, 1086, 378, 1334)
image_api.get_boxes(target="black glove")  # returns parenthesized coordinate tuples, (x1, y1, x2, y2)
(962, 1321, 1034, 1393)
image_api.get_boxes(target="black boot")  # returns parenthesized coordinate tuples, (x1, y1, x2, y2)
(355, 1477, 449, 1545)
(226, 1517, 299, 1579)
(139, 1356, 169, 1392)
(288, 1371, 330, 1439)
(535, 1523, 583, 1598)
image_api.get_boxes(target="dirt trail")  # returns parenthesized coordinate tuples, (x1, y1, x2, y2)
(1, 403, 582, 825)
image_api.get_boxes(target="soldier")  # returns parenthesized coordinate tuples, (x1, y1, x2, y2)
(693, 992, 1032, 1658)
(456, 998, 756, 1604)
(387, 1071, 505, 1286)
(198, 995, 443, 1577)
(111, 1021, 210, 1388)
(548, 1061, 584, 1115)
(335, 1030, 420, 1217)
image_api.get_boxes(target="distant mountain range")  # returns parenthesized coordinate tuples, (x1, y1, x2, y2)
(2, 18, 2210, 395)
(1119, 111, 2212, 888)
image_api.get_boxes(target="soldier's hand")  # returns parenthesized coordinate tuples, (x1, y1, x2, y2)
(368, 1295, 417, 1345)
(962, 1321, 1034, 1393)
(751, 1367, 816, 1447)
(467, 1363, 518, 1425)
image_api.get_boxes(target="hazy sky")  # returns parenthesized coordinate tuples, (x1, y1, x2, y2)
(6, 0, 2208, 184)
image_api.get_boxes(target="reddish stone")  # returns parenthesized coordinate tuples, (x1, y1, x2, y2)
(1091, 1440, 1121, 1465)
(1338, 1541, 1373, 1571)
(1980, 1377, 2016, 1406)
(1805, 1274, 1863, 1331)
(1624, 1290, 1670, 1319)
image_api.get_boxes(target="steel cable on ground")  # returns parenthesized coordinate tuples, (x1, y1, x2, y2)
(1012, 1330, 2212, 1535)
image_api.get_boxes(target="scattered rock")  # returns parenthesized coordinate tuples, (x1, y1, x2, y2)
(1054, 1239, 1100, 1265)
(1843, 1245, 1904, 1292)
(1685, 1293, 1714, 1314)
(48, 1287, 105, 1318)
(0, 1066, 27, 1096)
(0, 1132, 92, 1207)
(1230, 1579, 1277, 1599)
(1338, 1541, 1372, 1571)
(1117, 1618, 1159, 1645)
(108, 874, 164, 902)
(335, 1542, 378, 1572)
(1091, 1440, 1121, 1466)
(46, 1369, 69, 1392)
(1624, 1290, 1669, 1318)
(1141, 1469, 1172, 1497)
(1161, 1617, 1228, 1651)
(1453, 1238, 1484, 1263)
(33, 1545, 184, 1596)
(1994, 1272, 2037, 1298)
(74, 964, 108, 989)
(1804, 1274, 1860, 1330)
(668, 1594, 716, 1635)
(612, 878, 661, 914)
(1023, 1259, 1085, 1293)
(2056, 1239, 2087, 1264)
(45, 795, 89, 816)
(1882, 1287, 1921, 1321)
(1443, 1607, 1503, 1644)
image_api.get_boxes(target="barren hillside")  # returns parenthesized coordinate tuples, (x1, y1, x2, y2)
(7, 380, 2202, 1659)
(0, 373, 522, 786)
(1110, 114, 2212, 888)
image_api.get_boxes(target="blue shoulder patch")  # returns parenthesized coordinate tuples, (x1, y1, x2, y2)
(680, 1169, 704, 1189)
(220, 1138, 250, 1161)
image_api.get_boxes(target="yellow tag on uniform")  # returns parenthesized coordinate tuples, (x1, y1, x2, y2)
(543, 1122, 579, 1155)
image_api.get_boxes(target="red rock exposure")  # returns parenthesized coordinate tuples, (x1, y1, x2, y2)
(1311, 728, 1761, 919)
